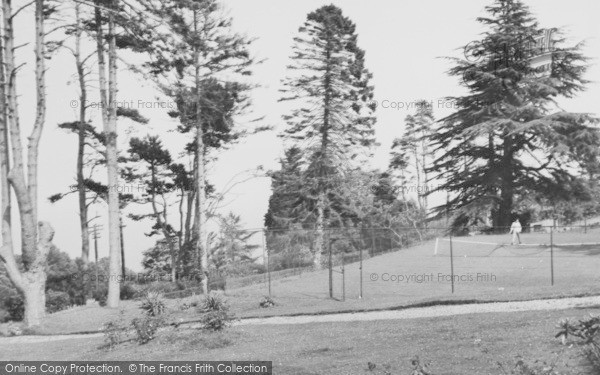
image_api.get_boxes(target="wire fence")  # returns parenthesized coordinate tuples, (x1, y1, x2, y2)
(188, 223, 600, 306)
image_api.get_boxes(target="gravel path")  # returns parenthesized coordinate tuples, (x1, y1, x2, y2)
(235, 295, 600, 326)
(2, 295, 599, 344)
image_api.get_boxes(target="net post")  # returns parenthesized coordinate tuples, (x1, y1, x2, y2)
(449, 234, 455, 294)
(328, 239, 333, 299)
(434, 237, 439, 255)
(262, 229, 271, 298)
(342, 262, 346, 302)
(371, 228, 375, 257)
(359, 236, 363, 299)
(550, 227, 554, 286)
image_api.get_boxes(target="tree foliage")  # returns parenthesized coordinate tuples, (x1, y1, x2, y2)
(429, 0, 600, 231)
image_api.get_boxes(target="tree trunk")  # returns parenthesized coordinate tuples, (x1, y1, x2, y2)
(193, 9, 208, 294)
(195, 124, 207, 293)
(421, 139, 428, 211)
(498, 136, 514, 231)
(27, 0, 46, 224)
(95, 0, 121, 307)
(0, 14, 12, 255)
(22, 273, 46, 327)
(150, 165, 177, 282)
(106, 8, 121, 308)
(75, 3, 90, 264)
(0, 0, 53, 328)
(414, 147, 423, 210)
(313, 192, 325, 269)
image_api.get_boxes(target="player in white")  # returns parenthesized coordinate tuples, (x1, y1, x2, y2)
(510, 218, 522, 245)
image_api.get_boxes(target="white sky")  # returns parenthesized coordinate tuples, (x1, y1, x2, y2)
(6, 0, 600, 271)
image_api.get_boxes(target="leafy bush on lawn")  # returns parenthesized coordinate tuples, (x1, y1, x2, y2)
(366, 356, 433, 374)
(497, 358, 565, 375)
(131, 316, 163, 344)
(4, 295, 24, 321)
(120, 283, 138, 300)
(556, 315, 600, 372)
(140, 292, 166, 317)
(133, 292, 168, 344)
(259, 296, 275, 308)
(198, 293, 233, 331)
(45, 291, 71, 313)
(4, 291, 72, 321)
(102, 311, 129, 350)
(92, 287, 108, 307)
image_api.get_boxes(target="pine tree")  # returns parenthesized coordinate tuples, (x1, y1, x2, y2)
(429, 0, 599, 231)
(264, 147, 305, 230)
(281, 5, 376, 269)
(211, 213, 257, 275)
(390, 100, 435, 210)
(124, 136, 178, 281)
(143, 0, 256, 293)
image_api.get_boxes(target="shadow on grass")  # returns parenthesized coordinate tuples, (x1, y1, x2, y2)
(555, 244, 600, 257)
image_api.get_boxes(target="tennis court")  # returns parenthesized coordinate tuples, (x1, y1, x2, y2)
(219, 227, 600, 318)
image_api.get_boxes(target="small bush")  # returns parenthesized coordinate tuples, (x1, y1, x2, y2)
(102, 312, 129, 350)
(103, 321, 124, 349)
(45, 291, 71, 314)
(208, 276, 226, 291)
(198, 293, 233, 331)
(410, 356, 433, 375)
(3, 322, 23, 336)
(366, 356, 433, 375)
(4, 295, 24, 322)
(497, 358, 564, 375)
(140, 292, 166, 317)
(92, 287, 108, 307)
(556, 315, 600, 372)
(131, 316, 163, 344)
(259, 296, 275, 308)
(120, 283, 138, 300)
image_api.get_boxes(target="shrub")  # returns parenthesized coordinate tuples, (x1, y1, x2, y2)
(102, 311, 129, 350)
(259, 296, 275, 308)
(208, 276, 226, 291)
(103, 321, 124, 349)
(198, 293, 233, 331)
(131, 316, 163, 344)
(409, 356, 433, 375)
(556, 316, 600, 372)
(4, 295, 24, 322)
(200, 310, 231, 331)
(4, 291, 74, 321)
(120, 283, 138, 300)
(92, 287, 108, 307)
(45, 291, 71, 314)
(497, 358, 564, 375)
(140, 292, 166, 317)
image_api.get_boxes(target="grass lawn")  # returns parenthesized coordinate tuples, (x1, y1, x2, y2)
(2, 306, 599, 374)
(4, 230, 600, 336)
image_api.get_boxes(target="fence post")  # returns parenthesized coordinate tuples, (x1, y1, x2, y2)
(342, 263, 346, 302)
(329, 239, 333, 299)
(262, 230, 271, 298)
(550, 228, 554, 286)
(449, 234, 455, 294)
(359, 238, 363, 299)
(371, 228, 375, 257)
